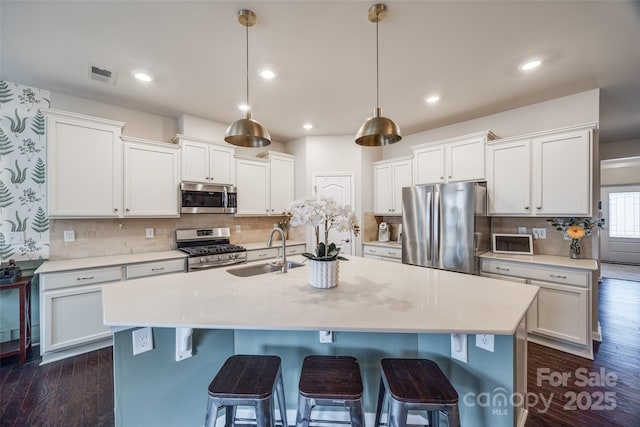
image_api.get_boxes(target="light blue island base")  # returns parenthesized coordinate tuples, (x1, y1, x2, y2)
(113, 327, 525, 427)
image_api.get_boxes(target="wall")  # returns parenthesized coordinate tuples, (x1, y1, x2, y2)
(288, 135, 376, 255)
(382, 89, 600, 159)
(50, 91, 178, 142)
(0, 81, 49, 344)
(178, 113, 287, 156)
(601, 157, 640, 186)
(1, 81, 50, 263)
(600, 138, 640, 160)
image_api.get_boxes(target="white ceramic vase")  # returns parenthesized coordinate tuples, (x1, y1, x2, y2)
(308, 259, 339, 289)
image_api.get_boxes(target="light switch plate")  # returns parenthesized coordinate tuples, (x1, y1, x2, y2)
(63, 230, 75, 242)
(145, 228, 154, 238)
(476, 334, 495, 352)
(518, 227, 527, 234)
(451, 333, 468, 363)
(5, 232, 24, 245)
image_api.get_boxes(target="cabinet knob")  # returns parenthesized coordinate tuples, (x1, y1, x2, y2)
(448, 175, 452, 178)
(536, 206, 542, 210)
(440, 176, 444, 179)
(114, 208, 118, 212)
(525, 206, 530, 210)
(126, 208, 130, 212)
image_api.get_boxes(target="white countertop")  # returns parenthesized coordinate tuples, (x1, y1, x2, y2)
(34, 250, 187, 274)
(480, 252, 598, 271)
(102, 255, 538, 335)
(242, 240, 306, 251)
(363, 241, 402, 248)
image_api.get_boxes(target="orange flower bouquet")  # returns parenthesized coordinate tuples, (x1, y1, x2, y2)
(547, 217, 604, 259)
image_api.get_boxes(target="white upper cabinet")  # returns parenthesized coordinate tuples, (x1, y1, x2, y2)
(412, 131, 495, 185)
(175, 135, 235, 185)
(486, 139, 531, 215)
(44, 108, 124, 218)
(235, 156, 269, 215)
(373, 157, 413, 216)
(259, 151, 295, 215)
(487, 124, 594, 217)
(533, 129, 592, 216)
(122, 137, 180, 217)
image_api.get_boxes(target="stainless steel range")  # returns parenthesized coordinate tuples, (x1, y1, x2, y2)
(176, 228, 247, 271)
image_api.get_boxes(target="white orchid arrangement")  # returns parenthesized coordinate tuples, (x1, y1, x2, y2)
(285, 197, 360, 261)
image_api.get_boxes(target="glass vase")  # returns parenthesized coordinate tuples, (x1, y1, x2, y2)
(569, 239, 582, 259)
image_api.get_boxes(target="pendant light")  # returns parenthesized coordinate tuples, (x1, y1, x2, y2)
(225, 9, 271, 147)
(355, 3, 401, 146)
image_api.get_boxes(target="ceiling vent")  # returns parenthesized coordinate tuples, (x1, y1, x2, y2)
(88, 64, 117, 85)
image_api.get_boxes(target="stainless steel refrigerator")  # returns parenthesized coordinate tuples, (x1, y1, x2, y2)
(401, 181, 490, 274)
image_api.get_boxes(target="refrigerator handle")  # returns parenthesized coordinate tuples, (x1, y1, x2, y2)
(434, 190, 440, 263)
(426, 191, 432, 261)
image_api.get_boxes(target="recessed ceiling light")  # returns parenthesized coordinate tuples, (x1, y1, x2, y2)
(303, 123, 313, 130)
(259, 69, 277, 80)
(519, 59, 542, 71)
(425, 95, 440, 104)
(133, 72, 153, 82)
(238, 104, 250, 111)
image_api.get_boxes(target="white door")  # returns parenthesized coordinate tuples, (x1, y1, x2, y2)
(313, 174, 354, 255)
(601, 185, 640, 264)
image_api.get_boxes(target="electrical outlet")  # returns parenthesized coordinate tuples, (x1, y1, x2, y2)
(532, 228, 546, 239)
(319, 330, 334, 343)
(518, 227, 527, 234)
(235, 225, 241, 232)
(63, 230, 75, 242)
(451, 333, 468, 363)
(145, 228, 154, 238)
(132, 327, 154, 355)
(476, 334, 495, 352)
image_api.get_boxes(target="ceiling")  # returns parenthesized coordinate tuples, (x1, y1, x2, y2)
(2, 1, 640, 144)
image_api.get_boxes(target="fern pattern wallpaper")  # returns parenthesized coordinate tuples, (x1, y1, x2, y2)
(0, 80, 50, 263)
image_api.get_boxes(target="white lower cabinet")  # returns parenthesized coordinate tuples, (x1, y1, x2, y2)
(42, 282, 115, 352)
(480, 257, 593, 359)
(528, 280, 589, 346)
(39, 257, 186, 364)
(363, 244, 402, 263)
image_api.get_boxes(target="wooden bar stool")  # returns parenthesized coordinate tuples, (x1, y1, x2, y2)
(373, 358, 460, 427)
(205, 355, 288, 427)
(296, 355, 364, 427)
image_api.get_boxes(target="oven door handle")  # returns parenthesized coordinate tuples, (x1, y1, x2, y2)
(189, 260, 247, 270)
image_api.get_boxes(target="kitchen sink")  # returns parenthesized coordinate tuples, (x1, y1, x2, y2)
(226, 260, 306, 277)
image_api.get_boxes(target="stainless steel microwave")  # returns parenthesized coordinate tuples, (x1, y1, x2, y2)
(180, 182, 237, 214)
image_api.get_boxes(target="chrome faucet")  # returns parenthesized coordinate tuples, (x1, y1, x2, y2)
(267, 227, 287, 273)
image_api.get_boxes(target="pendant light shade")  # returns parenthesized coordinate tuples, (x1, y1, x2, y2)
(225, 9, 271, 147)
(355, 4, 401, 146)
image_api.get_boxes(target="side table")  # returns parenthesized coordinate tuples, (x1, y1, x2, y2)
(0, 276, 32, 364)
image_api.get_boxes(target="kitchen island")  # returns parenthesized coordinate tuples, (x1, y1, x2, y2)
(102, 255, 538, 427)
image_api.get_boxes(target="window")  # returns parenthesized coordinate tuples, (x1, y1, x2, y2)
(609, 191, 640, 238)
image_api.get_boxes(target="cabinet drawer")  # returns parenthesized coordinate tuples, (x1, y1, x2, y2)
(41, 267, 122, 291)
(364, 245, 402, 259)
(246, 248, 279, 261)
(285, 245, 305, 256)
(480, 260, 588, 287)
(125, 258, 186, 279)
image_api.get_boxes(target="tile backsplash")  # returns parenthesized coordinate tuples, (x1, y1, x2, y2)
(49, 215, 304, 260)
(491, 217, 597, 259)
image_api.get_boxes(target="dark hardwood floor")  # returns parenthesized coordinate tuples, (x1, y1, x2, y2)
(1, 277, 638, 427)
(0, 346, 114, 427)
